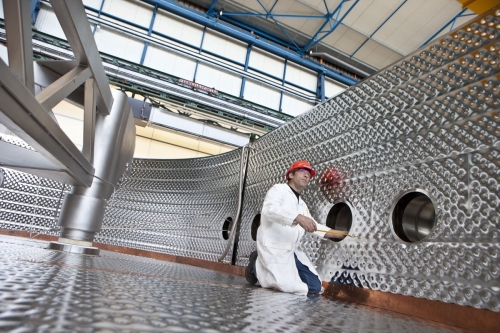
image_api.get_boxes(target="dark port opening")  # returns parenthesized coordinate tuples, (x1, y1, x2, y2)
(392, 192, 436, 243)
(326, 202, 352, 242)
(222, 217, 233, 240)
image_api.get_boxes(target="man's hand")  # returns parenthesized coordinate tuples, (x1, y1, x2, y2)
(294, 214, 317, 233)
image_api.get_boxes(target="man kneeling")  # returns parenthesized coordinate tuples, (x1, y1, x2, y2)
(245, 160, 345, 296)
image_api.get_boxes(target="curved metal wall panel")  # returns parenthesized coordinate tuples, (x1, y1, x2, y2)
(0, 168, 69, 234)
(95, 149, 243, 262)
(238, 9, 500, 312)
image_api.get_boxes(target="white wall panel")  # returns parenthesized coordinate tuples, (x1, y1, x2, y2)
(195, 64, 242, 96)
(153, 9, 204, 48)
(325, 78, 346, 99)
(285, 63, 317, 92)
(103, 0, 153, 28)
(0, 44, 7, 65)
(248, 49, 285, 79)
(82, 0, 103, 9)
(94, 28, 143, 63)
(243, 81, 280, 110)
(281, 94, 314, 117)
(203, 30, 247, 64)
(34, 7, 66, 40)
(0, 0, 4, 19)
(143, 46, 196, 80)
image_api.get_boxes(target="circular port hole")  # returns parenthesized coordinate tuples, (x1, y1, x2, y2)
(391, 192, 436, 243)
(326, 202, 352, 242)
(251, 214, 261, 241)
(222, 217, 233, 240)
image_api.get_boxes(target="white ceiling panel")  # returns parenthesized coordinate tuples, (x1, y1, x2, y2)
(287, 1, 318, 15)
(344, 0, 404, 36)
(331, 27, 368, 55)
(373, 0, 463, 54)
(320, 24, 351, 48)
(276, 17, 309, 32)
(272, 1, 297, 14)
(300, 0, 325, 11)
(278, 17, 324, 36)
(233, 0, 268, 13)
(353, 39, 402, 69)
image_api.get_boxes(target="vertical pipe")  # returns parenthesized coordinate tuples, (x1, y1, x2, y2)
(279, 59, 287, 112)
(92, 0, 105, 34)
(218, 145, 250, 263)
(240, 44, 252, 98)
(140, 4, 158, 65)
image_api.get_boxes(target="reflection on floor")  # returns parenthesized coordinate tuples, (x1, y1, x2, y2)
(0, 235, 470, 332)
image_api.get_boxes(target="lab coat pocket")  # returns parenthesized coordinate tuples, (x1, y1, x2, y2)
(264, 238, 293, 263)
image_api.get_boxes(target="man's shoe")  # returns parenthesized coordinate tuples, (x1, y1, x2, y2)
(245, 251, 258, 285)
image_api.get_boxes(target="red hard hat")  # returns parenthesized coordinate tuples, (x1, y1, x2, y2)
(286, 160, 316, 180)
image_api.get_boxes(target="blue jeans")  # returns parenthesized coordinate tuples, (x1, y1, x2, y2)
(295, 254, 322, 294)
(252, 253, 322, 294)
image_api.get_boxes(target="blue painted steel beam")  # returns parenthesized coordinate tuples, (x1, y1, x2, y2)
(220, 15, 300, 51)
(300, 0, 346, 53)
(350, 0, 408, 58)
(254, 0, 300, 49)
(269, 0, 279, 15)
(91, 0, 106, 34)
(221, 13, 325, 19)
(323, 0, 330, 13)
(140, 0, 357, 86)
(301, 0, 359, 53)
(30, 0, 41, 25)
(240, 44, 252, 98)
(140, 4, 158, 65)
(317, 72, 325, 102)
(207, 0, 219, 15)
(279, 59, 287, 112)
(421, 8, 468, 47)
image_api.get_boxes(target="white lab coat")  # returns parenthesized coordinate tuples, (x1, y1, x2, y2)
(255, 183, 330, 296)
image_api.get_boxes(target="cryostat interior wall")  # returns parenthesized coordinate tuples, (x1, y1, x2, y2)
(95, 149, 243, 262)
(0, 148, 243, 262)
(238, 10, 500, 311)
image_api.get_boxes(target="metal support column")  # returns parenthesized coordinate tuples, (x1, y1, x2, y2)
(3, 0, 35, 94)
(240, 44, 252, 98)
(140, 4, 158, 65)
(48, 90, 135, 255)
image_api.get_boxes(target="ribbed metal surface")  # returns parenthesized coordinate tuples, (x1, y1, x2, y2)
(238, 9, 500, 311)
(94, 149, 244, 262)
(0, 236, 469, 332)
(0, 168, 69, 234)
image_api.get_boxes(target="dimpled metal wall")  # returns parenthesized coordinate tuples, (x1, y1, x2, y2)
(0, 168, 69, 235)
(94, 149, 244, 262)
(238, 9, 500, 312)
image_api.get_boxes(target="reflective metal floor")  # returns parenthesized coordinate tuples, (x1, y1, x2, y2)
(0, 236, 471, 333)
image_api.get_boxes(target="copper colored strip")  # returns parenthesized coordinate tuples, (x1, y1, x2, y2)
(94, 242, 245, 277)
(322, 281, 499, 333)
